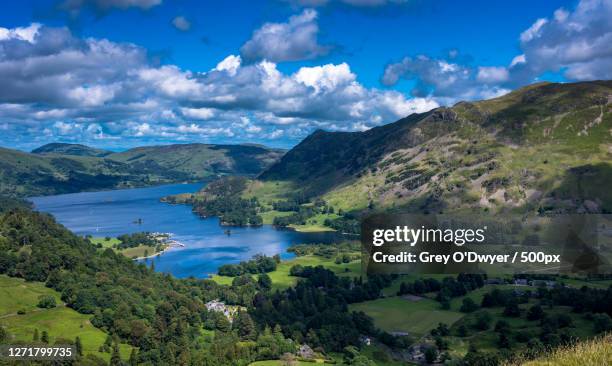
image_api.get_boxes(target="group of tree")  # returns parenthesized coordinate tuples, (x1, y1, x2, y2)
(217, 254, 280, 277)
(188, 177, 264, 226)
(116, 232, 157, 249)
(287, 242, 359, 259)
(397, 274, 486, 309)
(251, 266, 401, 352)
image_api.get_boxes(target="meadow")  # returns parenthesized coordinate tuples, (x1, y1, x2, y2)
(0, 276, 133, 362)
(90, 236, 158, 259)
(211, 254, 361, 291)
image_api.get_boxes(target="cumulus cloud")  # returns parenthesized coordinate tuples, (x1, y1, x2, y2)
(513, 0, 612, 82)
(240, 9, 329, 62)
(382, 53, 509, 102)
(0, 22, 437, 149)
(381, 0, 612, 104)
(172, 16, 191, 31)
(476, 66, 509, 83)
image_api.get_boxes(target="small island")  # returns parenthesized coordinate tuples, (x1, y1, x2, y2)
(88, 232, 184, 259)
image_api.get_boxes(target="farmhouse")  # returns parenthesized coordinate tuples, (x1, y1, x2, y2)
(205, 299, 240, 321)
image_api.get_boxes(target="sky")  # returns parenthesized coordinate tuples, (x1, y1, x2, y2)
(1, 0, 611, 151)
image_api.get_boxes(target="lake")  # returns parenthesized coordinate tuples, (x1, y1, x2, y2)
(29, 183, 346, 278)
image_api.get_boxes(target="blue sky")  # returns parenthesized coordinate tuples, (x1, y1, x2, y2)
(0, 0, 610, 150)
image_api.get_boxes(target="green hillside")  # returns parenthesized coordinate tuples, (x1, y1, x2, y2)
(0, 143, 284, 197)
(0, 275, 133, 362)
(250, 81, 612, 228)
(32, 143, 112, 157)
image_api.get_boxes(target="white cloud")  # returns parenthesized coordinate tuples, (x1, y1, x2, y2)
(0, 22, 439, 148)
(514, 0, 612, 82)
(510, 54, 526, 67)
(240, 9, 329, 62)
(68, 84, 118, 106)
(294, 63, 356, 93)
(476, 66, 509, 83)
(138, 66, 202, 97)
(172, 16, 191, 31)
(520, 18, 548, 42)
(181, 107, 216, 120)
(215, 55, 241, 76)
(0, 23, 41, 42)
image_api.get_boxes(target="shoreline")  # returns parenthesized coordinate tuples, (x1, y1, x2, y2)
(133, 237, 185, 261)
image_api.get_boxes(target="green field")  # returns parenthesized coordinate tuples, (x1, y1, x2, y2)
(349, 296, 464, 338)
(241, 180, 340, 232)
(0, 276, 133, 361)
(352, 284, 530, 340)
(449, 300, 599, 356)
(211, 255, 361, 291)
(0, 275, 62, 315)
(90, 237, 158, 259)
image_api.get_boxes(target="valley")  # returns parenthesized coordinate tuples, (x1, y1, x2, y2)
(0, 80, 611, 365)
(0, 143, 283, 197)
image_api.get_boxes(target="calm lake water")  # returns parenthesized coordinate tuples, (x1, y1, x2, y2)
(29, 183, 346, 278)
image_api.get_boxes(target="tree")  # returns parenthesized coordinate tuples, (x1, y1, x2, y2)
(32, 328, 39, 341)
(37, 295, 56, 309)
(101, 334, 113, 353)
(280, 352, 297, 366)
(527, 304, 544, 320)
(129, 348, 138, 366)
(494, 320, 510, 333)
(75, 336, 83, 356)
(258, 273, 272, 291)
(440, 296, 451, 310)
(457, 325, 468, 337)
(110, 342, 122, 366)
(503, 299, 521, 317)
(235, 311, 256, 341)
(215, 314, 232, 333)
(474, 311, 492, 330)
(41, 330, 49, 344)
(0, 327, 8, 343)
(498, 333, 510, 348)
(424, 346, 438, 363)
(593, 313, 612, 333)
(460, 297, 478, 313)
(435, 336, 448, 350)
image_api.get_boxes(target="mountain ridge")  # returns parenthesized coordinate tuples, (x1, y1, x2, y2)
(0, 143, 285, 197)
(255, 80, 612, 220)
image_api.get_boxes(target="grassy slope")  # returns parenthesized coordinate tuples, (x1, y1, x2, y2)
(211, 255, 361, 291)
(517, 334, 612, 366)
(349, 296, 464, 338)
(254, 81, 612, 219)
(242, 180, 341, 232)
(0, 275, 132, 361)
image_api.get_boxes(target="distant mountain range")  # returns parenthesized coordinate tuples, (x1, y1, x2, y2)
(31, 143, 114, 157)
(0, 143, 284, 197)
(259, 80, 612, 215)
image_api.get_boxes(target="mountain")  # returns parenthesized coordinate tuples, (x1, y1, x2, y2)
(259, 80, 612, 215)
(0, 143, 284, 197)
(107, 143, 284, 177)
(32, 143, 113, 157)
